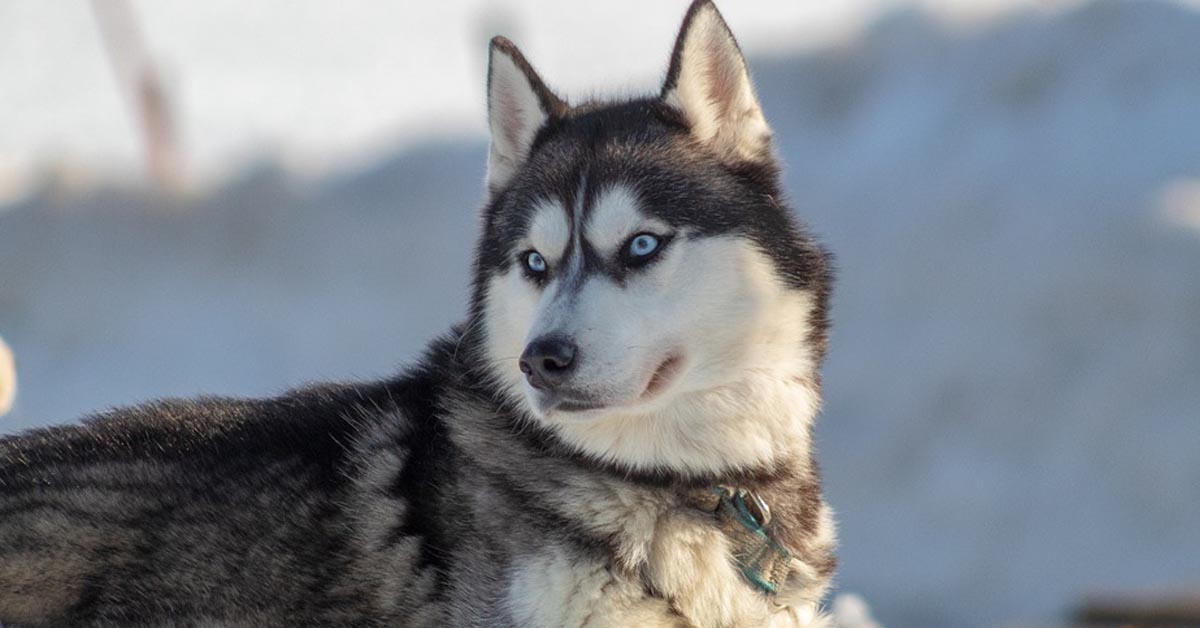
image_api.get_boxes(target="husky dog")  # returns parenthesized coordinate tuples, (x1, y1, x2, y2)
(0, 2, 836, 626)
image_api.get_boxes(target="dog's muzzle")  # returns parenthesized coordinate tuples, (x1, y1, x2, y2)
(519, 335, 577, 391)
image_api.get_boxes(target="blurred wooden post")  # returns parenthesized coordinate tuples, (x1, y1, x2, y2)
(91, 0, 182, 189)
(1076, 592, 1200, 627)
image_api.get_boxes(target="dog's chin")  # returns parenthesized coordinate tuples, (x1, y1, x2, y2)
(528, 353, 688, 421)
(528, 391, 608, 420)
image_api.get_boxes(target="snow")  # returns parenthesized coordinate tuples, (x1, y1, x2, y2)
(2, 1, 1200, 627)
(834, 593, 885, 628)
(0, 0, 1102, 200)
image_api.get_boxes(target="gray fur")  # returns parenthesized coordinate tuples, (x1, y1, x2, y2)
(1, 349, 834, 626)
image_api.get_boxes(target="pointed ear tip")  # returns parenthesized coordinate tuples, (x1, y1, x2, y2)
(675, 0, 734, 47)
(488, 37, 525, 81)
(684, 0, 720, 21)
(489, 35, 522, 58)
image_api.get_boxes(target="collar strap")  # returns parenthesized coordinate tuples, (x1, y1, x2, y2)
(689, 486, 792, 596)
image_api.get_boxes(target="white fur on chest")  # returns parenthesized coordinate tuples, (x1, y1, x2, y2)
(503, 499, 828, 628)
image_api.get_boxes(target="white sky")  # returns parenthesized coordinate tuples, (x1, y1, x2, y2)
(0, 0, 1099, 201)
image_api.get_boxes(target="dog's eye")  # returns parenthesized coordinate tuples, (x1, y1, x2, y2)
(623, 233, 667, 268)
(629, 234, 660, 257)
(524, 250, 548, 275)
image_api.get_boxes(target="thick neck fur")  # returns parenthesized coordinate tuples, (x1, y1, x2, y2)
(437, 325, 830, 564)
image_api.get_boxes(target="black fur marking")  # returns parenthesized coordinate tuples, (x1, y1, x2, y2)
(383, 369, 457, 589)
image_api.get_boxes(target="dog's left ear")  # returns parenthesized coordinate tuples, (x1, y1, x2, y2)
(486, 36, 566, 194)
(661, 1, 771, 164)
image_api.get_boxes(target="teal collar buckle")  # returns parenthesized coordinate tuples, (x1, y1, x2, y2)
(696, 486, 793, 597)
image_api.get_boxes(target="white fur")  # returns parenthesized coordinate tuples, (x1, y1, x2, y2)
(646, 513, 772, 626)
(507, 545, 685, 628)
(505, 501, 827, 628)
(662, 3, 772, 163)
(583, 186, 669, 255)
(526, 198, 572, 263)
(484, 267, 544, 392)
(487, 47, 551, 193)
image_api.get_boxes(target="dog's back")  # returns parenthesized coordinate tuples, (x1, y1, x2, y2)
(0, 379, 450, 626)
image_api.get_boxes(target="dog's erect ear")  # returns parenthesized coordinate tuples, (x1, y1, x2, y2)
(486, 37, 566, 194)
(661, 1, 771, 163)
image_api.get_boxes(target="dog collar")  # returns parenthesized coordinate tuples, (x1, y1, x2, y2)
(689, 486, 792, 596)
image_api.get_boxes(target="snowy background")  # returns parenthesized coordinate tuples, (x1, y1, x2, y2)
(2, 1, 1199, 626)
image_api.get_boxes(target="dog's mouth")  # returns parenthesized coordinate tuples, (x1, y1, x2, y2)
(554, 399, 606, 413)
(640, 353, 684, 401)
(536, 352, 686, 416)
(535, 389, 606, 415)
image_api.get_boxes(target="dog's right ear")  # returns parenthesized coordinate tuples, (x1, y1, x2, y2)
(486, 37, 565, 194)
(661, 0, 771, 164)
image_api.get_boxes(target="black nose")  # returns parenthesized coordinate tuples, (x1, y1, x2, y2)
(519, 336, 578, 389)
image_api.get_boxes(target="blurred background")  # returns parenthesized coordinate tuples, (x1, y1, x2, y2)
(1, 1, 1199, 626)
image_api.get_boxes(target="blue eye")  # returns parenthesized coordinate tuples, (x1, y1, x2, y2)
(525, 251, 547, 274)
(628, 234, 660, 258)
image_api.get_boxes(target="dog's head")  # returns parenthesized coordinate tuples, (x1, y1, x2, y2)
(470, 0, 831, 478)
